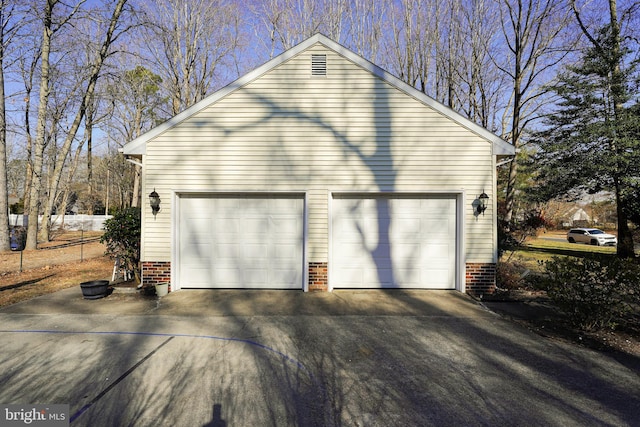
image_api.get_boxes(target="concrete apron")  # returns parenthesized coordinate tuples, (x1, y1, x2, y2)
(1, 289, 639, 427)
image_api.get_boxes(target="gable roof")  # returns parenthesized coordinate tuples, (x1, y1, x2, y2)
(122, 33, 515, 156)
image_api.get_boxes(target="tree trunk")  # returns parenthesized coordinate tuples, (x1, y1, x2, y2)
(131, 164, 140, 208)
(0, 2, 8, 252)
(22, 54, 39, 216)
(25, 1, 55, 250)
(614, 178, 635, 257)
(607, 0, 634, 258)
(86, 96, 94, 213)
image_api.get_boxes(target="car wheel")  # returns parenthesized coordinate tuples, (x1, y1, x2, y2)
(568, 237, 575, 243)
(590, 239, 598, 246)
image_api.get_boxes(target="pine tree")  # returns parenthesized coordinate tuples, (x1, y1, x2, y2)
(535, 24, 639, 258)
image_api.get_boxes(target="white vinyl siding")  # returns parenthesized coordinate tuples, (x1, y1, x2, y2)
(141, 43, 495, 267)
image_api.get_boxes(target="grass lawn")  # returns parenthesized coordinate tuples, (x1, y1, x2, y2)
(502, 232, 617, 275)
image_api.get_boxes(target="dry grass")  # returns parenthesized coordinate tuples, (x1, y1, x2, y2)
(0, 256, 113, 308)
(0, 231, 112, 308)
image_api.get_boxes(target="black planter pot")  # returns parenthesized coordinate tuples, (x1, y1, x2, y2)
(80, 280, 110, 299)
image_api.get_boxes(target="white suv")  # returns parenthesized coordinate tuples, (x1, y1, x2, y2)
(566, 228, 617, 246)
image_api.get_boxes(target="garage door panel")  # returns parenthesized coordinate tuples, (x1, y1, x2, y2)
(422, 243, 451, 259)
(243, 268, 268, 285)
(394, 218, 420, 232)
(340, 267, 364, 287)
(214, 218, 241, 232)
(244, 217, 269, 233)
(393, 243, 420, 258)
(244, 244, 268, 259)
(186, 217, 212, 234)
(212, 268, 241, 287)
(396, 268, 429, 286)
(272, 269, 301, 284)
(273, 244, 299, 260)
(271, 217, 301, 234)
(421, 268, 452, 288)
(186, 268, 213, 288)
(369, 268, 393, 286)
(182, 242, 211, 260)
(178, 195, 303, 289)
(332, 196, 456, 289)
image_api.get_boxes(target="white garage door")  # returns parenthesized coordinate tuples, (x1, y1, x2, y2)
(178, 195, 304, 289)
(332, 195, 456, 289)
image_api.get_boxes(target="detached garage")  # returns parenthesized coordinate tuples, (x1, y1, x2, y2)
(122, 34, 514, 295)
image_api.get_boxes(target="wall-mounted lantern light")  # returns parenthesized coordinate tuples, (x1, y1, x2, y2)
(477, 191, 489, 215)
(149, 189, 161, 216)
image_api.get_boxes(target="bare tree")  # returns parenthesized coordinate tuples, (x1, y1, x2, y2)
(17, 35, 39, 217)
(496, 0, 573, 227)
(455, 0, 506, 130)
(434, 0, 465, 109)
(25, 0, 79, 250)
(0, 0, 24, 251)
(385, 0, 437, 92)
(381, 0, 506, 133)
(37, 0, 131, 242)
(141, 0, 243, 116)
(102, 64, 165, 207)
(250, 0, 325, 54)
(249, 0, 353, 59)
(344, 0, 387, 63)
(24, 0, 133, 248)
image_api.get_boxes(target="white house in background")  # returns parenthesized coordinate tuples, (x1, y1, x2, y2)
(122, 34, 515, 295)
(571, 208, 592, 226)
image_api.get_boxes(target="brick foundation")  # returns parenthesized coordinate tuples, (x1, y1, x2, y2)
(466, 262, 496, 296)
(308, 262, 328, 291)
(142, 261, 172, 292)
(140, 261, 492, 294)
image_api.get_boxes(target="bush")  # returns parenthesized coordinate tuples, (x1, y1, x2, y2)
(542, 255, 640, 331)
(100, 207, 141, 282)
(497, 261, 528, 290)
(498, 208, 548, 257)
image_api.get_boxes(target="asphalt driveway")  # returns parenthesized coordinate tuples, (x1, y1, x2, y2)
(1, 288, 639, 426)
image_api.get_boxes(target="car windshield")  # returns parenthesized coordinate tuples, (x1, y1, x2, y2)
(588, 229, 604, 235)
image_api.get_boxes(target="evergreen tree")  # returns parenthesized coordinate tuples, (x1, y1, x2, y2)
(534, 24, 639, 258)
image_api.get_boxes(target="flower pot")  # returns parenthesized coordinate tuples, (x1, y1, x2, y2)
(80, 280, 110, 300)
(155, 283, 169, 297)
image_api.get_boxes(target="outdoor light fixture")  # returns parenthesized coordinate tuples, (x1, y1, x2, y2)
(477, 191, 489, 215)
(149, 189, 161, 216)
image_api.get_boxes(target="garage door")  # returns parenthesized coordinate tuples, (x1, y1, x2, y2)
(178, 194, 304, 289)
(332, 195, 456, 289)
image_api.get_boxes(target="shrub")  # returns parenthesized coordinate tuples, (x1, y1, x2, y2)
(496, 261, 528, 290)
(542, 255, 640, 331)
(498, 208, 548, 258)
(100, 207, 141, 282)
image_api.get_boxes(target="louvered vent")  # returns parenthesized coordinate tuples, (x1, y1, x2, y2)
(311, 54, 327, 76)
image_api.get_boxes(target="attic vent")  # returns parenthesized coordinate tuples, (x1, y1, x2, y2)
(311, 54, 327, 76)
